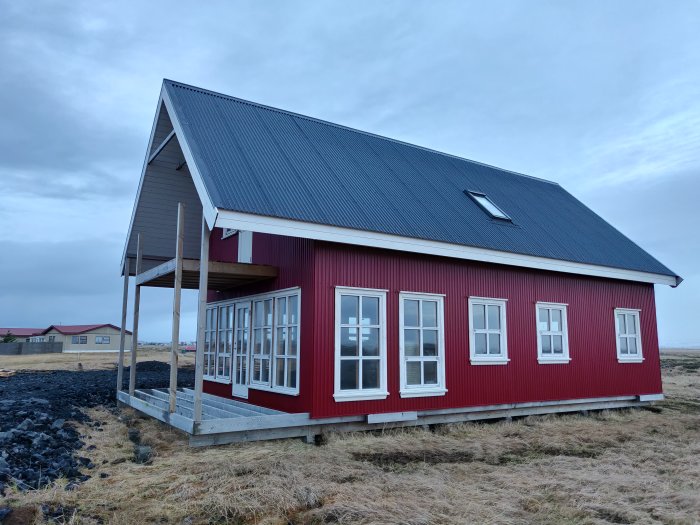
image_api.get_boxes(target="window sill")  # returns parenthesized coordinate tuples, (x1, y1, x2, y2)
(400, 388, 447, 398)
(248, 384, 300, 396)
(538, 357, 571, 364)
(618, 357, 644, 363)
(470, 358, 510, 366)
(204, 376, 231, 385)
(333, 390, 389, 402)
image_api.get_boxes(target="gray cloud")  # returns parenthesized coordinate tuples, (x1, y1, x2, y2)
(0, 0, 697, 345)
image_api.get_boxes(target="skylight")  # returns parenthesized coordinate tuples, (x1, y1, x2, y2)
(465, 191, 511, 220)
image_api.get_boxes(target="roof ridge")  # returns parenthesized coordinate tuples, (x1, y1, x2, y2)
(163, 79, 560, 186)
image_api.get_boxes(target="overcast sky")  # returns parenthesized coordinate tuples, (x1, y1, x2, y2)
(1, 1, 697, 346)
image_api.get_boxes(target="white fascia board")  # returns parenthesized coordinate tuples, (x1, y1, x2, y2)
(161, 86, 218, 230)
(215, 209, 679, 286)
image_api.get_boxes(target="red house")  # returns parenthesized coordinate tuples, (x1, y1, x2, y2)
(117, 80, 681, 445)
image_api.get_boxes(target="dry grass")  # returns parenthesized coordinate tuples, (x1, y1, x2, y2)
(0, 348, 195, 372)
(4, 353, 700, 525)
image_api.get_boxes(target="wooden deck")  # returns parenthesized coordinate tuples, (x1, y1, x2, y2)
(135, 258, 278, 289)
(117, 388, 650, 447)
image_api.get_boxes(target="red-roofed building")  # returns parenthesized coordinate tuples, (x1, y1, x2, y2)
(0, 327, 44, 341)
(0, 325, 131, 351)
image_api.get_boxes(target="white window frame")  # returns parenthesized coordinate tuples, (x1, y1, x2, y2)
(271, 292, 301, 395)
(214, 305, 234, 383)
(614, 308, 644, 363)
(399, 292, 447, 398)
(250, 297, 274, 387)
(205, 287, 301, 395)
(535, 302, 571, 364)
(95, 336, 111, 344)
(203, 306, 218, 380)
(71, 335, 88, 345)
(334, 287, 389, 402)
(468, 297, 509, 365)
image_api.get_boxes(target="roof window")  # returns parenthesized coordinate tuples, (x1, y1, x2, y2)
(465, 191, 511, 220)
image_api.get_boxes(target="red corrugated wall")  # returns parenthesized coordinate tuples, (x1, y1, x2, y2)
(311, 241, 662, 419)
(203, 229, 315, 413)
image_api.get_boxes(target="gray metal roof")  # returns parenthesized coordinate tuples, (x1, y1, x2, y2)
(163, 80, 678, 281)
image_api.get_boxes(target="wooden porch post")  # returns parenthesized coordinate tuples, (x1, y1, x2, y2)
(193, 216, 210, 423)
(116, 259, 130, 394)
(169, 203, 185, 412)
(128, 234, 143, 396)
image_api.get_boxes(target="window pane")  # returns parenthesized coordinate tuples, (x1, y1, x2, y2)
(228, 306, 234, 328)
(341, 295, 358, 325)
(277, 297, 287, 325)
(488, 333, 501, 355)
(424, 361, 438, 385)
(553, 335, 563, 354)
(422, 301, 437, 328)
(340, 327, 358, 356)
(287, 359, 297, 389)
(423, 330, 438, 356)
(628, 337, 637, 354)
(219, 307, 226, 328)
(404, 299, 419, 327)
(620, 337, 628, 354)
(275, 358, 285, 387)
(288, 295, 299, 324)
(542, 335, 551, 354)
(276, 327, 287, 356)
(362, 296, 379, 325)
(254, 302, 263, 327)
(361, 327, 379, 356)
(261, 359, 270, 383)
(264, 300, 272, 325)
(340, 360, 358, 390)
(404, 329, 420, 356)
(362, 359, 379, 389)
(538, 308, 549, 331)
(487, 305, 501, 330)
(253, 358, 261, 381)
(406, 361, 421, 385)
(617, 314, 626, 335)
(289, 326, 298, 356)
(473, 304, 485, 330)
(627, 314, 637, 334)
(475, 333, 487, 354)
(551, 309, 562, 332)
(263, 328, 272, 354)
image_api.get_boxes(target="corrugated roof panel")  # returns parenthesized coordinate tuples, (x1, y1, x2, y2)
(163, 80, 677, 279)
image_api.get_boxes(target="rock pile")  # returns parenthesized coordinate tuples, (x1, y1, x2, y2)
(0, 361, 193, 493)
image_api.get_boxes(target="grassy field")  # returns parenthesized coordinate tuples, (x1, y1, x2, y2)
(3, 352, 700, 524)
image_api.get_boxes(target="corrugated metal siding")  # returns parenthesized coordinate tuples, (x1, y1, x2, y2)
(311, 241, 662, 419)
(203, 232, 315, 413)
(163, 79, 676, 278)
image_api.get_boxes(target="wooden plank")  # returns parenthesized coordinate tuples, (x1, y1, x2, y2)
(116, 260, 129, 394)
(194, 412, 312, 435)
(147, 129, 176, 164)
(128, 235, 142, 396)
(177, 391, 270, 418)
(135, 259, 177, 286)
(147, 389, 244, 420)
(169, 203, 185, 412)
(193, 217, 210, 422)
(367, 411, 417, 424)
(181, 388, 284, 415)
(136, 258, 277, 287)
(118, 391, 195, 434)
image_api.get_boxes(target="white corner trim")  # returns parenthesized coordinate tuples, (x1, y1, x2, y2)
(400, 388, 448, 398)
(470, 359, 511, 366)
(215, 209, 679, 286)
(333, 391, 389, 402)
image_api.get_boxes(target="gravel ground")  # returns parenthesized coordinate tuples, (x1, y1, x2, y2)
(0, 362, 194, 494)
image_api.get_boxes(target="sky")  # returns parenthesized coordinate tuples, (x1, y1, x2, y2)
(0, 1, 698, 346)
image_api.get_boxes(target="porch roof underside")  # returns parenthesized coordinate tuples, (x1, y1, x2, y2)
(136, 258, 278, 289)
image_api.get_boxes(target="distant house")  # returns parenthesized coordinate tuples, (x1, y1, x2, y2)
(0, 325, 131, 352)
(0, 328, 44, 342)
(117, 80, 681, 445)
(40, 325, 132, 352)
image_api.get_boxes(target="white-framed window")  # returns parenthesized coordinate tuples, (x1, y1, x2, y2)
(615, 308, 643, 363)
(399, 292, 447, 397)
(71, 335, 88, 344)
(251, 298, 273, 386)
(95, 336, 111, 344)
(334, 287, 388, 402)
(536, 302, 570, 364)
(215, 305, 233, 381)
(274, 293, 300, 392)
(468, 297, 508, 365)
(204, 307, 217, 378)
